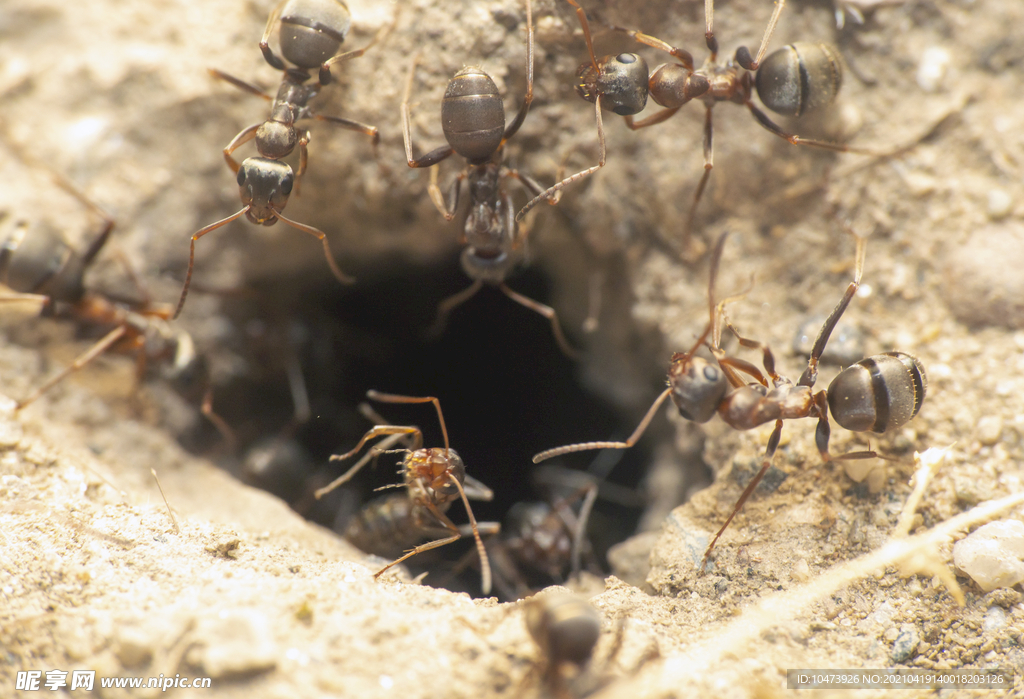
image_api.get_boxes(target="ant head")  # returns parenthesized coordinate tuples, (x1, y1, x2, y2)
(575, 53, 649, 116)
(238, 157, 293, 224)
(255, 120, 297, 160)
(278, 0, 351, 70)
(405, 447, 466, 506)
(668, 353, 727, 423)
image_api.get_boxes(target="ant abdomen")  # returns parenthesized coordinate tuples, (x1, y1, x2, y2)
(827, 351, 927, 434)
(278, 0, 352, 70)
(0, 222, 88, 302)
(576, 53, 649, 116)
(755, 42, 843, 118)
(441, 68, 506, 163)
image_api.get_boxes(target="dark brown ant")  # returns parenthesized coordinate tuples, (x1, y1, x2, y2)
(518, 0, 885, 251)
(401, 0, 579, 358)
(533, 232, 927, 569)
(526, 591, 603, 694)
(447, 479, 599, 600)
(314, 391, 496, 594)
(174, 0, 392, 319)
(0, 163, 233, 445)
(524, 590, 656, 697)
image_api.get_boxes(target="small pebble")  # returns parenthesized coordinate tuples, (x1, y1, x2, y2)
(983, 606, 1007, 632)
(976, 415, 1003, 446)
(916, 46, 951, 92)
(790, 558, 811, 582)
(942, 222, 1024, 329)
(792, 316, 865, 366)
(892, 625, 920, 662)
(191, 609, 278, 678)
(0, 419, 23, 448)
(987, 188, 1013, 220)
(953, 520, 1024, 592)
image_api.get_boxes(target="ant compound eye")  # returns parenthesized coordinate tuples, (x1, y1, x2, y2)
(615, 53, 637, 64)
(236, 169, 247, 186)
(280, 173, 294, 196)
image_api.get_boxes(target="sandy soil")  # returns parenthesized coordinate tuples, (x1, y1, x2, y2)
(2, 0, 1024, 696)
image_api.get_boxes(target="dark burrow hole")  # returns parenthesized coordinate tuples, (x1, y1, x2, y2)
(199, 254, 658, 598)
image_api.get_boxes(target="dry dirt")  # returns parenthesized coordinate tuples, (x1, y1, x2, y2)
(2, 0, 1024, 696)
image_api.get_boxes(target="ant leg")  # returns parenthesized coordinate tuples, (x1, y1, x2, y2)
(705, 0, 718, 57)
(315, 432, 409, 499)
(426, 166, 464, 222)
(364, 391, 450, 453)
(0, 293, 51, 306)
(563, 0, 600, 71)
(701, 418, 784, 570)
(624, 107, 682, 130)
(330, 425, 423, 464)
(272, 209, 355, 285)
(569, 482, 598, 583)
(717, 357, 769, 389)
(259, 0, 289, 71)
(44, 171, 116, 266)
(516, 98, 606, 221)
(607, 25, 695, 70)
(735, 0, 786, 70)
(314, 115, 382, 170)
(813, 390, 833, 461)
(401, 55, 455, 170)
(682, 106, 715, 255)
(319, 10, 397, 85)
(173, 206, 250, 320)
(499, 283, 581, 360)
(207, 68, 273, 101)
(376, 479, 492, 596)
(726, 323, 783, 383)
(533, 387, 673, 463)
(295, 130, 310, 195)
(428, 279, 483, 338)
(745, 101, 893, 155)
(201, 385, 238, 454)
(797, 232, 865, 387)
(501, 0, 534, 144)
(223, 124, 260, 175)
(16, 324, 128, 410)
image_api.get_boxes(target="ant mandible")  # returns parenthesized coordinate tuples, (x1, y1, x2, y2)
(519, 0, 883, 253)
(174, 0, 391, 319)
(315, 391, 495, 595)
(401, 0, 580, 358)
(533, 232, 926, 569)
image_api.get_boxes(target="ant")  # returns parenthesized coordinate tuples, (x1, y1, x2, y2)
(446, 478, 599, 600)
(525, 591, 603, 695)
(0, 156, 233, 445)
(174, 0, 390, 319)
(524, 590, 658, 698)
(314, 391, 496, 595)
(401, 0, 580, 358)
(533, 232, 927, 569)
(519, 0, 885, 252)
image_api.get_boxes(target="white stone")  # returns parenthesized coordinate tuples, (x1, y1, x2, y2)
(953, 520, 1024, 592)
(917, 47, 951, 92)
